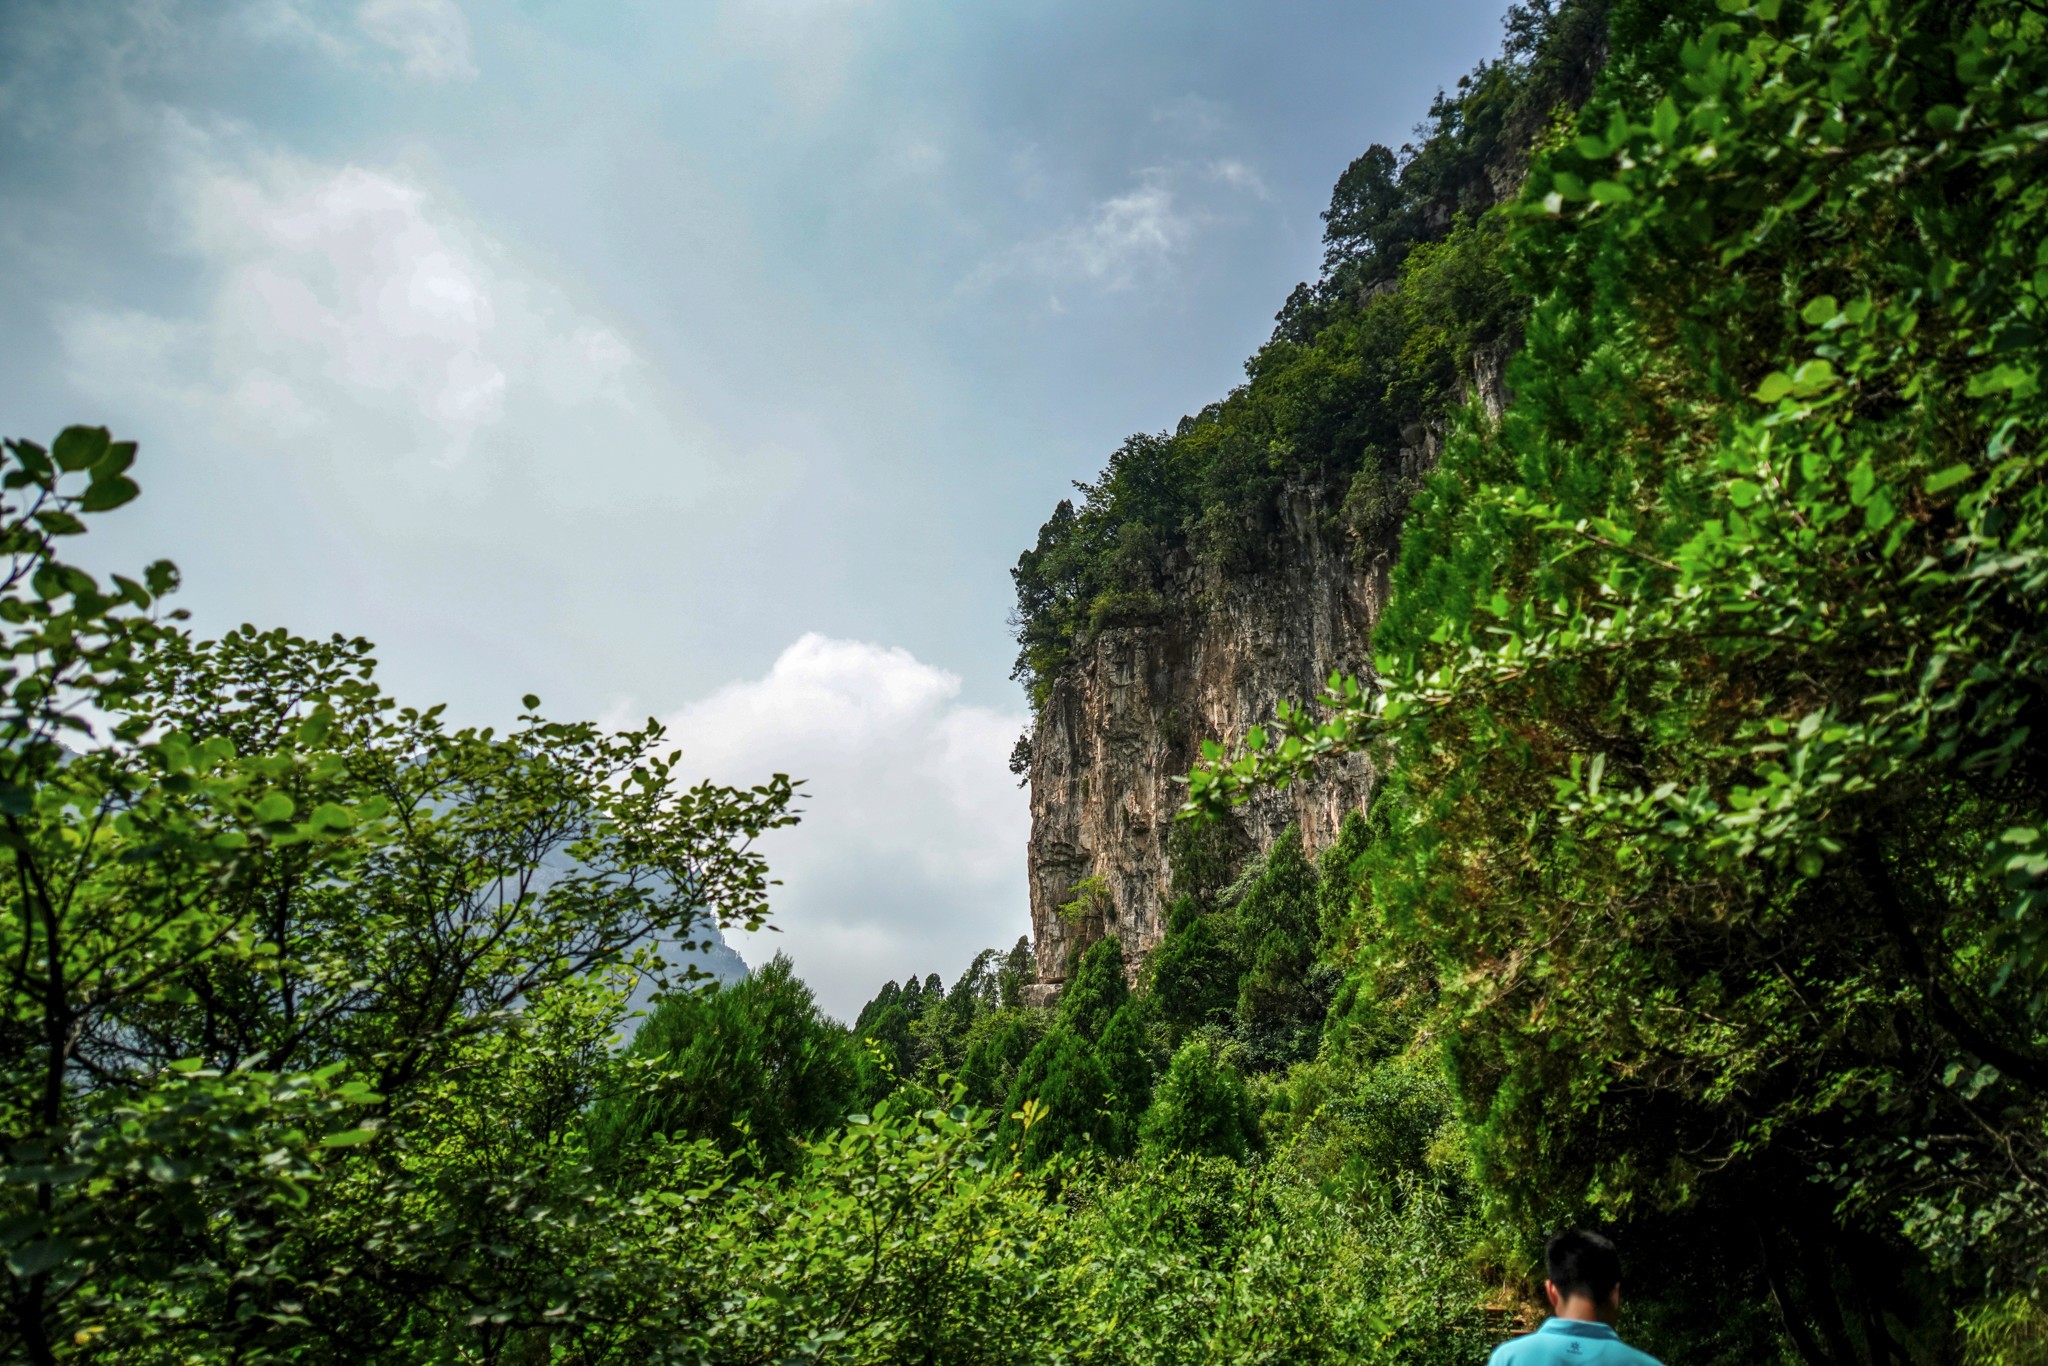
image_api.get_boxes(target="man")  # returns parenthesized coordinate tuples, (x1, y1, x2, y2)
(1487, 1230, 1664, 1365)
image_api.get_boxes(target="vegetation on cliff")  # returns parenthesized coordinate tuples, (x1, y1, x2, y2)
(1191, 0, 2048, 1357)
(1008, 0, 1610, 706)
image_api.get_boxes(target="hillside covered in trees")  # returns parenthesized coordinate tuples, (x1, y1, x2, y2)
(5, 0, 2046, 1361)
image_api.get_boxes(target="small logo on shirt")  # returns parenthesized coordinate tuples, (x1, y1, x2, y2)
(1566, 1343, 1583, 1355)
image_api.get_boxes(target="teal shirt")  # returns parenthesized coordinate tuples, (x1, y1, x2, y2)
(1487, 1318, 1663, 1366)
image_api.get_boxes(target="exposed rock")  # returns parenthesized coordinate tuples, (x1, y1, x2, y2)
(1022, 348, 1509, 992)
(1022, 483, 1378, 989)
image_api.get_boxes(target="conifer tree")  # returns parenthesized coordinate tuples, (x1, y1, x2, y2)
(1234, 828, 1332, 1067)
(1139, 1034, 1259, 1162)
(590, 955, 855, 1174)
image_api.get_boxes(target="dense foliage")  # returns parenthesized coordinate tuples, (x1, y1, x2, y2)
(1191, 0, 2048, 1358)
(587, 954, 854, 1175)
(0, 428, 1476, 1363)
(14, 0, 2044, 1358)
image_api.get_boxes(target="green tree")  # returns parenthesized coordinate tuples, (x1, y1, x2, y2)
(1233, 826, 1334, 1069)
(1094, 1001, 1157, 1154)
(1007, 1029, 1117, 1164)
(0, 428, 799, 1361)
(1146, 895, 1243, 1040)
(848, 938, 1046, 1109)
(1003, 938, 1156, 1163)
(1052, 935, 1130, 1039)
(1139, 1034, 1259, 1162)
(958, 1007, 1046, 1110)
(589, 954, 856, 1174)
(1188, 0, 2048, 1355)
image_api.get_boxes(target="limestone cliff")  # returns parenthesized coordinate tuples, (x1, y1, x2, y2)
(1022, 350, 1508, 990)
(1022, 489, 1375, 988)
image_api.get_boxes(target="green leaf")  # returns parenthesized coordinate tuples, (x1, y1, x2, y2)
(6, 1238, 79, 1278)
(297, 708, 334, 745)
(32, 510, 87, 537)
(1651, 95, 1681, 145)
(1923, 464, 1974, 494)
(1967, 362, 2038, 398)
(1800, 295, 1838, 325)
(80, 475, 141, 512)
(255, 792, 296, 823)
(1588, 181, 1633, 205)
(1728, 479, 1763, 508)
(321, 1129, 378, 1147)
(1754, 372, 1794, 403)
(52, 425, 110, 472)
(308, 802, 354, 830)
(1792, 358, 1836, 391)
(522, 693, 541, 710)
(9, 440, 52, 479)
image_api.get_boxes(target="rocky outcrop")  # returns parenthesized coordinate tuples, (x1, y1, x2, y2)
(1021, 351, 1508, 992)
(1021, 484, 1378, 990)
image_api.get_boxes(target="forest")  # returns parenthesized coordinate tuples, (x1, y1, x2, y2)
(4, 0, 2045, 1361)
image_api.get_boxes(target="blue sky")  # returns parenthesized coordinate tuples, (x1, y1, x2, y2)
(0, 0, 1509, 1017)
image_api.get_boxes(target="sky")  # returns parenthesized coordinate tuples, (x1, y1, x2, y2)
(0, 0, 1510, 1020)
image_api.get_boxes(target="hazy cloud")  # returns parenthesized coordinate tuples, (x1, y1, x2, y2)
(654, 634, 1030, 1021)
(968, 158, 1268, 295)
(241, 0, 477, 82)
(709, 0, 882, 115)
(1206, 158, 1269, 199)
(355, 0, 477, 83)
(57, 124, 664, 471)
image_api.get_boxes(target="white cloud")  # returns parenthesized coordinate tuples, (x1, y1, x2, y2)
(968, 158, 1265, 296)
(1206, 158, 1269, 200)
(655, 634, 1030, 1021)
(966, 170, 1188, 293)
(56, 124, 675, 474)
(355, 0, 476, 83)
(1051, 176, 1190, 285)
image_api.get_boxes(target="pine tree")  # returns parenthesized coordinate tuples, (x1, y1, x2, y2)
(1139, 1034, 1259, 1162)
(1233, 827, 1331, 1067)
(590, 954, 856, 1174)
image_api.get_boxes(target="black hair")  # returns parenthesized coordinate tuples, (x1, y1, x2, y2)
(1546, 1229, 1622, 1301)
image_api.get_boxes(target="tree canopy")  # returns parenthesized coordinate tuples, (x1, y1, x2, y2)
(1189, 0, 2048, 1354)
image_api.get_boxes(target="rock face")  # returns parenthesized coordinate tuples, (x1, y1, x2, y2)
(1022, 483, 1383, 991)
(1021, 353, 1508, 992)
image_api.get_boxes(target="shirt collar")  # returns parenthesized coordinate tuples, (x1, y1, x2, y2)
(1540, 1319, 1620, 1339)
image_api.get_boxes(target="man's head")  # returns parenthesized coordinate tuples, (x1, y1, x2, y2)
(1544, 1229, 1623, 1322)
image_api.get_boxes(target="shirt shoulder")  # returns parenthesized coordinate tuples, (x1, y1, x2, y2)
(1487, 1331, 1549, 1366)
